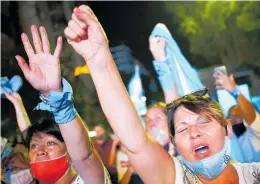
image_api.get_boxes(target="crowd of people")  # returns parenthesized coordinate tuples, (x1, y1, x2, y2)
(1, 4, 259, 184)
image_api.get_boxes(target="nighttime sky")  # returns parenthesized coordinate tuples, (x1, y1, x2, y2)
(2, 1, 194, 72)
(84, 1, 192, 71)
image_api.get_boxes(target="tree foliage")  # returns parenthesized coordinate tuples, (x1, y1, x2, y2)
(165, 1, 260, 66)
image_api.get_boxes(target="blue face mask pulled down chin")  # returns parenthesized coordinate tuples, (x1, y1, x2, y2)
(180, 137, 231, 179)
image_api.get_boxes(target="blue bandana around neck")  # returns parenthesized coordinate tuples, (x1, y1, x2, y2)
(180, 137, 231, 179)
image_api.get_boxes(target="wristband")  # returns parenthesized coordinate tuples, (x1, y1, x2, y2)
(153, 58, 175, 90)
(229, 85, 241, 99)
(34, 78, 77, 124)
(152, 57, 171, 76)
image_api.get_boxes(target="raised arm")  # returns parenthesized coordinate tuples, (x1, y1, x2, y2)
(15, 25, 104, 183)
(64, 6, 175, 184)
(2, 91, 31, 136)
(149, 24, 205, 103)
(149, 36, 179, 103)
(58, 116, 104, 183)
(214, 72, 257, 126)
(236, 95, 257, 126)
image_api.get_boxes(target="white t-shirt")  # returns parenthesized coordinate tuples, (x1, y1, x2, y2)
(116, 150, 129, 181)
(72, 175, 84, 184)
(72, 167, 112, 184)
(173, 157, 260, 184)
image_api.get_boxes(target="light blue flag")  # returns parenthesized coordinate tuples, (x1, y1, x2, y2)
(252, 96, 260, 113)
(230, 130, 246, 163)
(151, 23, 204, 96)
(239, 127, 260, 163)
(127, 64, 147, 117)
(1, 75, 23, 97)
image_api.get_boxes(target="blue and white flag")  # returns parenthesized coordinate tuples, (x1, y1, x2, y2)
(151, 23, 204, 96)
(128, 65, 147, 117)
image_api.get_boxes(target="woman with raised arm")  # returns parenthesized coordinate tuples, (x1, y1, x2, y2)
(148, 23, 249, 164)
(65, 5, 260, 184)
(64, 5, 174, 183)
(12, 24, 111, 183)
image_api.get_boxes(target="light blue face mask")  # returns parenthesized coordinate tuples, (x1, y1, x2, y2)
(180, 137, 231, 179)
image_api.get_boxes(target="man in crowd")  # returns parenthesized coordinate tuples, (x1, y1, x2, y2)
(93, 125, 118, 183)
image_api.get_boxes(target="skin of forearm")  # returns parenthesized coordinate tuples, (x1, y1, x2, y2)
(85, 50, 148, 154)
(84, 49, 176, 184)
(59, 115, 105, 183)
(237, 94, 256, 126)
(163, 85, 179, 104)
(13, 103, 31, 133)
(58, 115, 93, 161)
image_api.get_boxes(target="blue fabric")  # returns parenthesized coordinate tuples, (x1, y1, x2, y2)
(1, 145, 13, 159)
(252, 96, 260, 113)
(1, 75, 23, 97)
(180, 137, 231, 179)
(128, 65, 147, 116)
(152, 57, 175, 90)
(151, 23, 204, 96)
(230, 130, 246, 163)
(239, 126, 260, 163)
(34, 78, 77, 124)
(5, 169, 12, 182)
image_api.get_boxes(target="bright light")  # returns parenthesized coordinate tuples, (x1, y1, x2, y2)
(141, 96, 147, 102)
(88, 131, 97, 137)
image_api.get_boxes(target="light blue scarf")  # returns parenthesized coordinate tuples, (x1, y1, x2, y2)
(1, 75, 23, 97)
(180, 137, 231, 179)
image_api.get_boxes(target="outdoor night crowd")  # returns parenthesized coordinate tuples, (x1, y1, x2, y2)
(1, 5, 260, 184)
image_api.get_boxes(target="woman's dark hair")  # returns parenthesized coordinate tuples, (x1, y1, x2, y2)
(24, 118, 64, 149)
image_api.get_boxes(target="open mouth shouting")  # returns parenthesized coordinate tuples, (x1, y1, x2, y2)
(192, 143, 210, 159)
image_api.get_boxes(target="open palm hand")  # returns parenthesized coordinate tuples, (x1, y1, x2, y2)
(16, 25, 63, 96)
